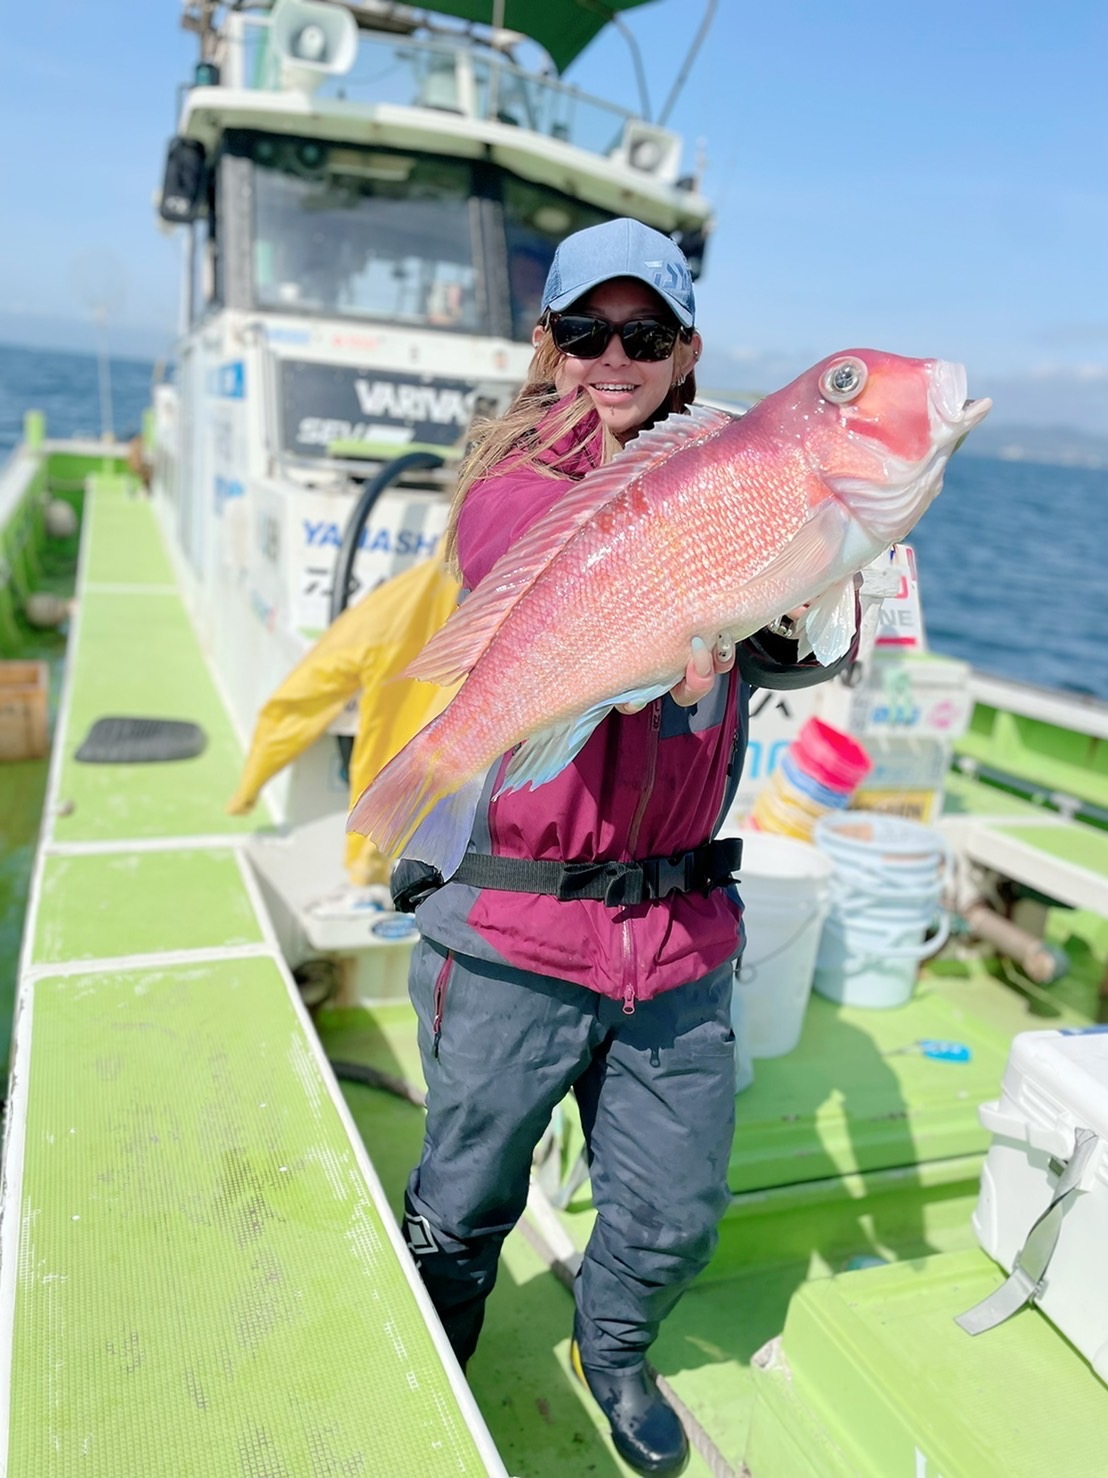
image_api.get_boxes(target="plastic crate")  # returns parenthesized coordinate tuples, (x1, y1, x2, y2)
(0, 660, 48, 761)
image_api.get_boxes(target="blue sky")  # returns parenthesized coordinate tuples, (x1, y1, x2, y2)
(1, 0, 1105, 433)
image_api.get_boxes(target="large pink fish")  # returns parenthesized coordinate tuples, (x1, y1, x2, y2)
(349, 348, 989, 872)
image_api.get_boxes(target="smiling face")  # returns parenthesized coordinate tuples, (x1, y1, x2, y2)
(542, 278, 698, 442)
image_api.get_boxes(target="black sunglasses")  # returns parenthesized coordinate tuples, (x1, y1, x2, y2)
(549, 312, 691, 363)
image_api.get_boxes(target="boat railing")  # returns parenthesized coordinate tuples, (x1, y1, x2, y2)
(222, 14, 649, 166)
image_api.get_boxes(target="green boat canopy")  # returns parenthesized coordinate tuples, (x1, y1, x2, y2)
(424, 0, 656, 73)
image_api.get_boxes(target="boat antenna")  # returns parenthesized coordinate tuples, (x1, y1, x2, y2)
(93, 308, 114, 443)
(181, 0, 221, 61)
(657, 0, 716, 126)
(72, 251, 126, 443)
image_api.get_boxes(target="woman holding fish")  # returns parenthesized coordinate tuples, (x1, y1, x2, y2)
(350, 217, 989, 1475)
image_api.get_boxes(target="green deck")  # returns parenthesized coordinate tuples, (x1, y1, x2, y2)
(42, 471, 261, 844)
(317, 950, 1094, 1478)
(723, 981, 1032, 1192)
(3, 467, 501, 1477)
(9, 959, 489, 1477)
(746, 1251, 1108, 1476)
(33, 849, 264, 962)
(997, 819, 1108, 876)
(4, 449, 1108, 1476)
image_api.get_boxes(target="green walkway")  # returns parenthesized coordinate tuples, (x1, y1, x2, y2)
(3, 472, 504, 1476)
(52, 479, 260, 842)
(8, 959, 491, 1477)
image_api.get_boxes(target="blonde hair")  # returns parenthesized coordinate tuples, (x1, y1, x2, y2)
(441, 323, 699, 579)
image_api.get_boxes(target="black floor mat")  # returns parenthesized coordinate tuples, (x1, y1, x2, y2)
(74, 717, 207, 764)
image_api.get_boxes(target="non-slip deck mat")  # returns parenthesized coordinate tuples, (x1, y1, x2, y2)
(6, 957, 490, 1476)
(74, 715, 207, 764)
(32, 849, 264, 964)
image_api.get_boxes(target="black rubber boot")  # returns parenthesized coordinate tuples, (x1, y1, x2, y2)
(437, 1300, 485, 1373)
(571, 1340, 689, 1476)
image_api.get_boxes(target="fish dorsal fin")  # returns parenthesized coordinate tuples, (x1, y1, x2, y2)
(407, 403, 735, 685)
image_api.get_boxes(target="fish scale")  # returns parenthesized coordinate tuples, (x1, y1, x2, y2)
(348, 347, 990, 875)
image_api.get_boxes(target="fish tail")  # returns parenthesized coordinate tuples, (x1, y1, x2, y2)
(347, 716, 451, 858)
(347, 715, 486, 879)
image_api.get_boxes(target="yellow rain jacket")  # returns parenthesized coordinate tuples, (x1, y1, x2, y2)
(228, 558, 462, 882)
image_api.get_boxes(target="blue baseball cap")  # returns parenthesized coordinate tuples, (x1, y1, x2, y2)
(540, 218, 696, 328)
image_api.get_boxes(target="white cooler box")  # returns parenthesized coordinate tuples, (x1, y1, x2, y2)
(963, 1027, 1108, 1379)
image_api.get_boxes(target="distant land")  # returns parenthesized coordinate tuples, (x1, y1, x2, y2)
(699, 386, 1108, 471)
(954, 421, 1108, 470)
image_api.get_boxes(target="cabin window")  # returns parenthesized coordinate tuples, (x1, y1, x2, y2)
(187, 169, 221, 325)
(243, 134, 483, 332)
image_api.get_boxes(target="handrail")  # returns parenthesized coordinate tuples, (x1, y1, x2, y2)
(223, 13, 643, 161)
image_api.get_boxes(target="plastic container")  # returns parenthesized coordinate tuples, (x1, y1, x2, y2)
(812, 812, 950, 1009)
(791, 717, 872, 793)
(970, 1027, 1108, 1382)
(730, 831, 834, 1059)
(750, 718, 871, 842)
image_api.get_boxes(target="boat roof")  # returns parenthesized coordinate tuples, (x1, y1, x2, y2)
(403, 0, 657, 73)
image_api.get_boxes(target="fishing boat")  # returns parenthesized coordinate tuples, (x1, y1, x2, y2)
(1, 2, 1105, 1473)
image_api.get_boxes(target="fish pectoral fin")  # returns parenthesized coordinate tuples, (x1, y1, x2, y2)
(498, 680, 672, 794)
(801, 578, 857, 665)
(405, 771, 488, 879)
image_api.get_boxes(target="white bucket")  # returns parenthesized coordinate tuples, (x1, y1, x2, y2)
(812, 812, 951, 1009)
(729, 831, 834, 1061)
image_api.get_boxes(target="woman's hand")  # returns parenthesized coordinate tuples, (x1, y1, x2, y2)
(616, 634, 736, 715)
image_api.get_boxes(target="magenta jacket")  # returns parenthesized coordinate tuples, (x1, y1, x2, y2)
(409, 403, 854, 1009)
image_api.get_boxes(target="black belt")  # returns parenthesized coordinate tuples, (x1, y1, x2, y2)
(392, 838, 742, 911)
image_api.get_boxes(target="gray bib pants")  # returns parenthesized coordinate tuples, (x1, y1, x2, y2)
(402, 937, 736, 1371)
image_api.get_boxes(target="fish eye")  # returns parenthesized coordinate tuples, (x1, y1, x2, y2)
(819, 357, 868, 404)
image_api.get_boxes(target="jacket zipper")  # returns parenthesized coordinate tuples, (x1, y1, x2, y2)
(621, 699, 662, 1013)
(431, 951, 454, 1058)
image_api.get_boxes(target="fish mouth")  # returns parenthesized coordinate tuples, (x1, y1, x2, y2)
(930, 360, 992, 435)
(958, 395, 992, 428)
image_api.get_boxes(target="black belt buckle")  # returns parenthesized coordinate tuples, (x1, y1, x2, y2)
(708, 837, 743, 889)
(556, 860, 645, 906)
(644, 852, 694, 899)
(391, 862, 445, 913)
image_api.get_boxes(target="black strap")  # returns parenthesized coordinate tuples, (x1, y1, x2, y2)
(447, 838, 742, 907)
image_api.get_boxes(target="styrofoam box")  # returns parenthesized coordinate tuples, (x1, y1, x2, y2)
(859, 733, 951, 791)
(842, 654, 973, 741)
(973, 1027, 1108, 1379)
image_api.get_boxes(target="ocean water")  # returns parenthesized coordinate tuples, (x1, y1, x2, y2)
(0, 342, 156, 453)
(1, 341, 1106, 701)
